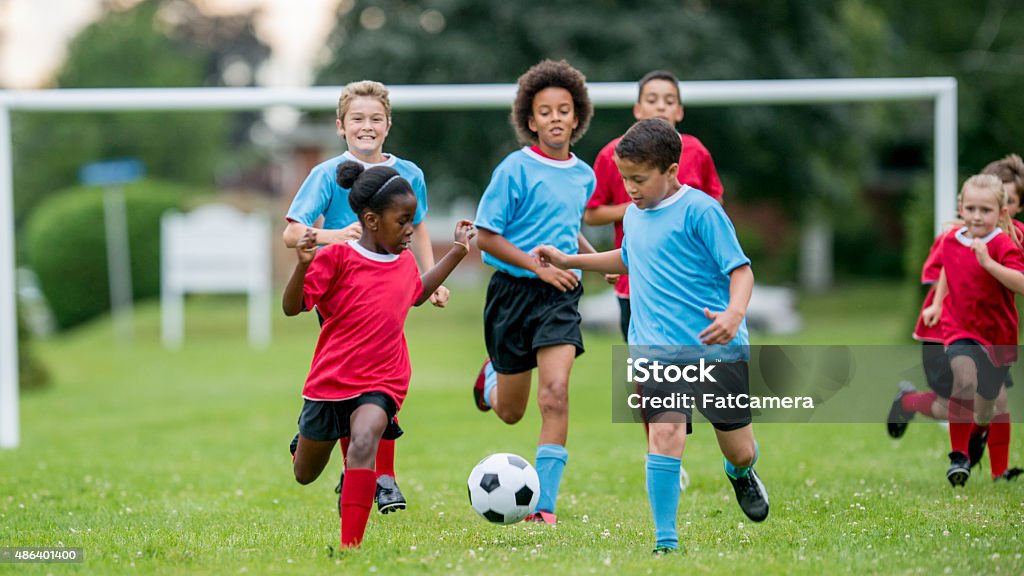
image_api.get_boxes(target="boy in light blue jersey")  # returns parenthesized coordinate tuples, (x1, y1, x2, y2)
(472, 60, 597, 526)
(537, 118, 768, 554)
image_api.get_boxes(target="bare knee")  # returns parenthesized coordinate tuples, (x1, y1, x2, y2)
(496, 404, 526, 425)
(723, 443, 757, 468)
(346, 432, 378, 467)
(537, 380, 569, 418)
(293, 466, 319, 486)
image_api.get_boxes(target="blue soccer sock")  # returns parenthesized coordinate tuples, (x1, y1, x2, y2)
(724, 442, 759, 480)
(534, 444, 568, 513)
(646, 453, 681, 550)
(482, 361, 498, 408)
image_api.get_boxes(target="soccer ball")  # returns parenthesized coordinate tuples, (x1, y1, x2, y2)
(467, 453, 540, 524)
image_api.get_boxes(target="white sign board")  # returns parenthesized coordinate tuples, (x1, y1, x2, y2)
(160, 204, 271, 349)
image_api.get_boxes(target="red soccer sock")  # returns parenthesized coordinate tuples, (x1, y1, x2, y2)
(988, 413, 1011, 479)
(901, 391, 939, 418)
(376, 439, 396, 479)
(340, 468, 376, 548)
(948, 396, 974, 456)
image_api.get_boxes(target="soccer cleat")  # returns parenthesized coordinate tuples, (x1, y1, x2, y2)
(473, 358, 493, 412)
(727, 467, 769, 522)
(375, 474, 407, 514)
(679, 466, 691, 492)
(886, 381, 917, 439)
(652, 545, 676, 556)
(967, 427, 989, 470)
(995, 467, 1023, 482)
(289, 432, 299, 457)
(523, 510, 557, 525)
(335, 470, 345, 516)
(946, 451, 970, 487)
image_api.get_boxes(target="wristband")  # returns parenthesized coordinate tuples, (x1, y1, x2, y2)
(454, 240, 470, 251)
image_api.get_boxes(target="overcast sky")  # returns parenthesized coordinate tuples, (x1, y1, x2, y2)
(0, 0, 338, 88)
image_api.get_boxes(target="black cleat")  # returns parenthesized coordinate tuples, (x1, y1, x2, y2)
(289, 433, 299, 457)
(995, 467, 1024, 482)
(652, 546, 676, 556)
(727, 467, 769, 522)
(968, 427, 989, 469)
(947, 451, 970, 487)
(375, 474, 407, 514)
(886, 381, 917, 439)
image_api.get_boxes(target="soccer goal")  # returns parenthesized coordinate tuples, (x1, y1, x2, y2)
(0, 77, 957, 448)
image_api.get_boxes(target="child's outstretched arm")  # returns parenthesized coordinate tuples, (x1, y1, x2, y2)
(282, 228, 318, 316)
(416, 220, 476, 306)
(477, 229, 580, 292)
(534, 245, 628, 275)
(973, 239, 1024, 294)
(699, 264, 753, 345)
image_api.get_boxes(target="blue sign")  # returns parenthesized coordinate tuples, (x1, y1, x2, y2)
(79, 159, 145, 187)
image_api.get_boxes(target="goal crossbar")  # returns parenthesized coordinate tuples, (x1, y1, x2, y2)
(0, 77, 957, 448)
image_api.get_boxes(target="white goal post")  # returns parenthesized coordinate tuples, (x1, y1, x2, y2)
(0, 77, 957, 449)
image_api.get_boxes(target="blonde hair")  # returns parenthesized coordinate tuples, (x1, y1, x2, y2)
(958, 173, 1023, 248)
(337, 80, 392, 122)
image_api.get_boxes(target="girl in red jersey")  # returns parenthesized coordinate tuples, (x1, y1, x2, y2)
(283, 160, 474, 548)
(923, 174, 1024, 486)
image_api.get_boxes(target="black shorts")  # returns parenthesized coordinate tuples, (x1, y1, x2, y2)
(945, 339, 1010, 401)
(297, 392, 399, 441)
(617, 296, 631, 343)
(922, 342, 953, 399)
(638, 361, 752, 434)
(484, 271, 584, 374)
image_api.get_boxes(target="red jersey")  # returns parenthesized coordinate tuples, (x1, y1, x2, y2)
(301, 241, 424, 407)
(938, 227, 1024, 366)
(589, 133, 723, 297)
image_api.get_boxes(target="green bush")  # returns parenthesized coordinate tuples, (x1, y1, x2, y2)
(24, 180, 187, 330)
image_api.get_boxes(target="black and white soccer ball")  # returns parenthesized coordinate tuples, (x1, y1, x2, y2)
(467, 453, 540, 524)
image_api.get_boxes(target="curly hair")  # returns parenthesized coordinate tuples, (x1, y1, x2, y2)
(510, 59, 593, 146)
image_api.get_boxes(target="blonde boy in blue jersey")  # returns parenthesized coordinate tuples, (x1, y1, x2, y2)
(536, 118, 768, 554)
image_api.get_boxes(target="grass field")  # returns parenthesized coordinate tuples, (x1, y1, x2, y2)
(2, 281, 1023, 575)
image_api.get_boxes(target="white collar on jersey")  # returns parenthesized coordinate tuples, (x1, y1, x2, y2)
(521, 146, 578, 168)
(954, 226, 1001, 246)
(342, 151, 397, 168)
(646, 185, 691, 212)
(347, 239, 399, 262)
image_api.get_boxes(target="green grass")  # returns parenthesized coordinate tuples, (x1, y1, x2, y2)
(1, 282, 1023, 574)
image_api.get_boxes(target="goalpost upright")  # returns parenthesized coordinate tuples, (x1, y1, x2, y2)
(0, 77, 957, 449)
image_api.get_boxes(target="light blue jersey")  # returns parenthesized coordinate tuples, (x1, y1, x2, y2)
(620, 186, 750, 362)
(286, 151, 429, 229)
(475, 147, 595, 278)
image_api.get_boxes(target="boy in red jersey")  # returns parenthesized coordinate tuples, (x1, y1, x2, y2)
(284, 160, 474, 547)
(584, 70, 723, 341)
(922, 174, 1024, 486)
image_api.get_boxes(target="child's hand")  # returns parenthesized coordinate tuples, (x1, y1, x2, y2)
(604, 273, 620, 285)
(699, 308, 743, 345)
(429, 286, 450, 308)
(536, 265, 579, 292)
(295, 228, 318, 264)
(972, 239, 994, 269)
(534, 245, 569, 269)
(339, 221, 362, 242)
(454, 219, 476, 245)
(921, 303, 941, 327)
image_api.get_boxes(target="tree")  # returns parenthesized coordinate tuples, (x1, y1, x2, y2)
(11, 0, 271, 234)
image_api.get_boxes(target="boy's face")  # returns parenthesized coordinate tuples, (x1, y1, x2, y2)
(338, 96, 391, 158)
(367, 193, 417, 254)
(1004, 182, 1021, 216)
(528, 87, 578, 157)
(613, 155, 680, 210)
(633, 79, 684, 125)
